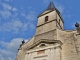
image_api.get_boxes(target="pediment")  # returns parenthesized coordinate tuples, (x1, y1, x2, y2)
(25, 39, 62, 50)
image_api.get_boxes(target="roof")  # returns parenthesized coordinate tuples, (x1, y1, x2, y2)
(38, 1, 56, 17)
(37, 1, 64, 23)
(47, 1, 55, 10)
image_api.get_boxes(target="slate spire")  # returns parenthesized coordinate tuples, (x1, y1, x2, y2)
(38, 1, 56, 17)
(47, 1, 55, 10)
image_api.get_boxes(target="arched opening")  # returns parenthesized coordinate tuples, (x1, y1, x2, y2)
(45, 16, 48, 22)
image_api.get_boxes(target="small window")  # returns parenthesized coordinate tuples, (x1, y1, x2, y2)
(45, 16, 48, 22)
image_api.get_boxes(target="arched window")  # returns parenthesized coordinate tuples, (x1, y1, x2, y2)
(45, 16, 48, 22)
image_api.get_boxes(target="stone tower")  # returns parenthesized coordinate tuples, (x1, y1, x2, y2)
(36, 1, 64, 35)
(34, 1, 64, 43)
(16, 1, 80, 60)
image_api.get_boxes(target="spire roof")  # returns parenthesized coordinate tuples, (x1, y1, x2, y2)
(38, 1, 56, 17)
(47, 1, 55, 10)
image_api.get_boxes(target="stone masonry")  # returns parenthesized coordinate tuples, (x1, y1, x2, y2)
(16, 1, 80, 60)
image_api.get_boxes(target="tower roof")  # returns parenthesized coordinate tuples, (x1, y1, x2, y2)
(47, 1, 55, 10)
(38, 1, 56, 17)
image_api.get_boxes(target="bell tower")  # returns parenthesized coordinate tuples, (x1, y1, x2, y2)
(35, 1, 64, 35)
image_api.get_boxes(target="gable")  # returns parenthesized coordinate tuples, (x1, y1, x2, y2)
(25, 39, 62, 50)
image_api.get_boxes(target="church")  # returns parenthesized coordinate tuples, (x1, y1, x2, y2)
(16, 1, 80, 60)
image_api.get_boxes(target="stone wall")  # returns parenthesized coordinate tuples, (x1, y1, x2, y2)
(25, 43, 62, 60)
(16, 29, 80, 60)
(37, 11, 56, 26)
(34, 29, 57, 43)
(57, 29, 79, 60)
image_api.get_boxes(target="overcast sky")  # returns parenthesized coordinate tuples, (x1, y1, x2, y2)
(0, 0, 80, 60)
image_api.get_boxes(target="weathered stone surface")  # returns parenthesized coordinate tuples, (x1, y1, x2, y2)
(16, 1, 80, 60)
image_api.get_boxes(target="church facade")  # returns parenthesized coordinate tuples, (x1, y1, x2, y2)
(16, 1, 80, 60)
